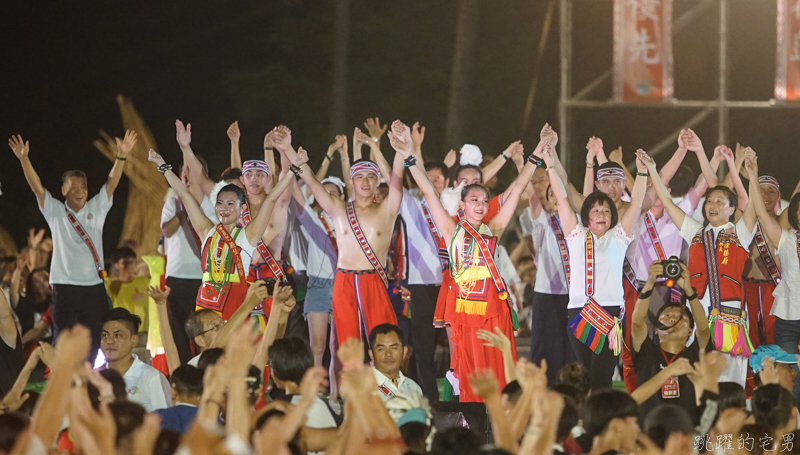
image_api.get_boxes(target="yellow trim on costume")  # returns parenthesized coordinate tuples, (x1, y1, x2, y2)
(203, 272, 243, 283)
(455, 298, 488, 316)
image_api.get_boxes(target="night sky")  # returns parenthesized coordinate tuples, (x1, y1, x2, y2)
(1, 0, 797, 256)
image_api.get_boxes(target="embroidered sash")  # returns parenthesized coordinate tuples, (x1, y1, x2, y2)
(198, 224, 247, 312)
(346, 201, 388, 287)
(318, 212, 338, 254)
(549, 212, 571, 284)
(701, 229, 723, 312)
(585, 230, 595, 296)
(421, 200, 448, 269)
(243, 202, 285, 280)
(65, 207, 106, 279)
(644, 212, 667, 262)
(458, 221, 509, 300)
(754, 222, 782, 286)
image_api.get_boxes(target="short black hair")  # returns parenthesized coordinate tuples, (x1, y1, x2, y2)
(170, 365, 204, 397)
(88, 369, 128, 409)
(197, 347, 225, 372)
(655, 302, 695, 331)
(718, 382, 747, 412)
(668, 165, 695, 197)
(557, 363, 591, 399)
(737, 424, 774, 455)
(111, 246, 136, 264)
(551, 382, 586, 410)
(154, 429, 181, 455)
(109, 401, 146, 447)
(703, 185, 739, 223)
(62, 169, 87, 185)
(430, 426, 481, 455)
(424, 161, 449, 178)
(460, 183, 491, 202)
(501, 380, 522, 405)
(644, 404, 694, 448)
(453, 164, 483, 185)
(369, 323, 405, 349)
(752, 384, 796, 431)
(269, 337, 314, 384)
(184, 309, 217, 340)
(102, 307, 142, 335)
(580, 191, 619, 229)
(221, 167, 243, 181)
(217, 183, 246, 205)
(400, 421, 431, 455)
(582, 389, 638, 439)
(0, 413, 29, 452)
(556, 396, 579, 444)
(788, 193, 800, 231)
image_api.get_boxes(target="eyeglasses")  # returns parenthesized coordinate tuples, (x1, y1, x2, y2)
(199, 320, 226, 336)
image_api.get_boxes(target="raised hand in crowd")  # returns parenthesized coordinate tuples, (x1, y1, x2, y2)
(363, 117, 387, 142)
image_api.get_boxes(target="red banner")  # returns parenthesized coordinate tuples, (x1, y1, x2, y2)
(776, 0, 800, 101)
(613, 0, 674, 103)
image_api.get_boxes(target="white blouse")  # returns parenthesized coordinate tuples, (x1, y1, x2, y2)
(566, 224, 633, 309)
(771, 229, 800, 320)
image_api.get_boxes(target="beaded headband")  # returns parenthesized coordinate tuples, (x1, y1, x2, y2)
(758, 175, 780, 192)
(596, 167, 626, 181)
(242, 160, 270, 176)
(350, 161, 380, 179)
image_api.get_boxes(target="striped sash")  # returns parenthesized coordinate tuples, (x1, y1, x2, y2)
(346, 202, 388, 287)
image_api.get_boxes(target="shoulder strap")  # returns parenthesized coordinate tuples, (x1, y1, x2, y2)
(65, 207, 106, 279)
(754, 222, 782, 285)
(701, 229, 722, 312)
(585, 230, 594, 297)
(459, 221, 508, 299)
(214, 225, 246, 284)
(243, 202, 284, 279)
(318, 213, 338, 254)
(644, 212, 667, 261)
(549, 213, 571, 284)
(421, 200, 448, 269)
(346, 202, 388, 287)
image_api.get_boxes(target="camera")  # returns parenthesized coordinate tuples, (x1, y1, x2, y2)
(661, 256, 682, 285)
(259, 277, 289, 290)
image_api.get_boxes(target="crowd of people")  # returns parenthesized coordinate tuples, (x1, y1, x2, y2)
(2, 117, 800, 455)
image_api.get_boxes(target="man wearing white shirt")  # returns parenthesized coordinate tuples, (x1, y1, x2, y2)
(369, 324, 423, 424)
(9, 131, 137, 363)
(99, 307, 172, 412)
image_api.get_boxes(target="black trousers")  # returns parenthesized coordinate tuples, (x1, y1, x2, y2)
(567, 306, 621, 391)
(408, 284, 440, 402)
(165, 277, 202, 364)
(51, 283, 110, 364)
(530, 292, 575, 385)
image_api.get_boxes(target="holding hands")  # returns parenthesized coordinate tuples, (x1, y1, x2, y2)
(586, 136, 603, 160)
(682, 129, 704, 153)
(272, 125, 292, 152)
(387, 120, 413, 157)
(540, 123, 558, 148)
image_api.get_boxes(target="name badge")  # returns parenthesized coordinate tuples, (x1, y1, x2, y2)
(661, 375, 680, 399)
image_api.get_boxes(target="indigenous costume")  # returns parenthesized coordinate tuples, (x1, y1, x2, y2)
(196, 224, 255, 321)
(447, 221, 517, 402)
(680, 216, 756, 386)
(332, 161, 397, 347)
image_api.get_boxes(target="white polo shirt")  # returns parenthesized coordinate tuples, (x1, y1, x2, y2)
(630, 195, 695, 280)
(771, 229, 800, 320)
(373, 367, 424, 424)
(399, 190, 444, 285)
(161, 195, 203, 280)
(107, 354, 172, 412)
(40, 186, 113, 286)
(522, 208, 570, 295)
(294, 200, 337, 280)
(566, 224, 633, 309)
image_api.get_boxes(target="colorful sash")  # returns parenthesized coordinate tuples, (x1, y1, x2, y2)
(421, 200, 448, 269)
(243, 202, 285, 280)
(644, 212, 667, 262)
(701, 229, 723, 312)
(65, 207, 106, 279)
(198, 224, 246, 312)
(754, 223, 782, 286)
(549, 212, 571, 284)
(318, 212, 338, 254)
(346, 201, 388, 287)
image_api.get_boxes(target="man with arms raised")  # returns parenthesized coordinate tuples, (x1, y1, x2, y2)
(274, 125, 403, 347)
(8, 131, 137, 363)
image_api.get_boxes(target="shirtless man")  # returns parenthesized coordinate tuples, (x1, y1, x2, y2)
(273, 124, 404, 347)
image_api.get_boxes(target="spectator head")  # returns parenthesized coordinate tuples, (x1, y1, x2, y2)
(758, 175, 782, 214)
(253, 408, 304, 454)
(109, 401, 146, 451)
(400, 421, 433, 455)
(375, 181, 390, 203)
(185, 309, 224, 352)
(453, 165, 483, 187)
(644, 404, 694, 448)
(101, 308, 141, 362)
(269, 337, 314, 388)
(197, 348, 225, 372)
(153, 429, 181, 455)
(369, 324, 407, 379)
(557, 363, 591, 399)
(169, 365, 204, 402)
(737, 423, 775, 455)
(583, 389, 640, 453)
(718, 382, 747, 412)
(703, 185, 738, 225)
(430, 426, 481, 455)
(667, 165, 695, 198)
(500, 380, 522, 412)
(61, 170, 88, 210)
(220, 167, 243, 186)
(0, 413, 29, 452)
(580, 191, 619, 234)
(424, 161, 450, 194)
(750, 345, 798, 391)
(555, 395, 579, 445)
(321, 176, 346, 200)
(653, 301, 694, 345)
(88, 369, 128, 409)
(551, 382, 587, 413)
(177, 156, 208, 185)
(111, 246, 137, 281)
(245, 365, 263, 406)
(594, 162, 626, 203)
(752, 384, 797, 433)
(25, 268, 51, 310)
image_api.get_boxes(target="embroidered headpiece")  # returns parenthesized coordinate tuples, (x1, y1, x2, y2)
(321, 176, 346, 196)
(242, 160, 270, 175)
(596, 167, 626, 181)
(350, 161, 380, 179)
(758, 175, 780, 192)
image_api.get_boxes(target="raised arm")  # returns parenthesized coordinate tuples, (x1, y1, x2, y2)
(389, 123, 458, 241)
(641, 153, 688, 231)
(488, 153, 538, 235)
(584, 137, 602, 196)
(383, 121, 414, 216)
(243, 169, 294, 247)
(264, 131, 277, 192)
(542, 145, 579, 234)
(227, 121, 242, 169)
(542, 126, 585, 212)
(316, 135, 346, 182)
(631, 262, 658, 351)
(210, 283, 269, 349)
(0, 285, 17, 349)
(146, 286, 181, 375)
(482, 141, 520, 184)
(9, 135, 47, 208)
(104, 130, 137, 199)
(356, 129, 392, 179)
(148, 150, 215, 238)
(176, 120, 216, 196)
(618, 150, 649, 235)
(744, 150, 780, 245)
(684, 129, 719, 188)
(276, 128, 345, 218)
(411, 122, 426, 159)
(252, 283, 295, 374)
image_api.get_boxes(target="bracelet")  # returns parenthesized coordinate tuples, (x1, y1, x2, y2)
(524, 426, 542, 437)
(341, 157, 349, 161)
(289, 164, 303, 176)
(684, 288, 698, 301)
(115, 156, 127, 161)
(264, 146, 274, 151)
(372, 137, 379, 143)
(501, 153, 509, 161)
(403, 155, 418, 167)
(586, 160, 595, 168)
(638, 288, 653, 300)
(545, 166, 555, 172)
(527, 155, 543, 167)
(323, 154, 332, 162)
(157, 163, 173, 174)
(636, 172, 649, 177)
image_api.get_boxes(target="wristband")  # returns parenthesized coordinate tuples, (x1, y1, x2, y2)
(638, 288, 653, 300)
(636, 172, 649, 177)
(403, 155, 418, 167)
(115, 156, 127, 161)
(545, 166, 555, 172)
(289, 164, 303, 176)
(527, 155, 544, 167)
(341, 157, 349, 161)
(684, 288, 698, 301)
(586, 160, 595, 168)
(157, 163, 173, 174)
(501, 153, 509, 161)
(264, 146, 274, 151)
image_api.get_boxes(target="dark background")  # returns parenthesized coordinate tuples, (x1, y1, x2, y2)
(1, 0, 797, 255)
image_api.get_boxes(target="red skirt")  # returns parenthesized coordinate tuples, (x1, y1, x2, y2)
(620, 278, 639, 393)
(434, 271, 454, 327)
(332, 269, 397, 348)
(745, 278, 777, 348)
(196, 280, 249, 321)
